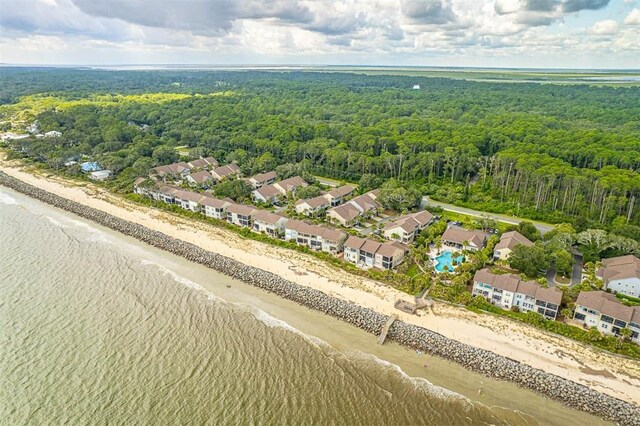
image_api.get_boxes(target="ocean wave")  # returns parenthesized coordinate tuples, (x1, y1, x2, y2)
(0, 191, 19, 205)
(139, 258, 225, 303)
(45, 216, 68, 228)
(347, 350, 470, 402)
(242, 304, 328, 347)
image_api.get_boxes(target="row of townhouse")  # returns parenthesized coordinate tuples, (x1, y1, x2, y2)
(252, 176, 308, 204)
(284, 220, 347, 254)
(151, 158, 241, 185)
(327, 190, 380, 227)
(134, 181, 356, 258)
(294, 185, 357, 217)
(573, 290, 640, 344)
(343, 236, 408, 270)
(382, 210, 434, 244)
(472, 269, 563, 320)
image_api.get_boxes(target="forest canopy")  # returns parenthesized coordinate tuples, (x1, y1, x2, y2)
(1, 67, 639, 231)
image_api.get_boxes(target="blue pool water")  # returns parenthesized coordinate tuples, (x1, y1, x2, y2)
(434, 251, 465, 273)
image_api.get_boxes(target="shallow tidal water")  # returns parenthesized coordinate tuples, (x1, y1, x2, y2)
(0, 187, 608, 425)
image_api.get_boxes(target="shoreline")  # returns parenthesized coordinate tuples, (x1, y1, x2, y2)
(1, 170, 639, 425)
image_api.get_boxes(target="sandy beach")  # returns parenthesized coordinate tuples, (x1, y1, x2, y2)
(1, 157, 639, 406)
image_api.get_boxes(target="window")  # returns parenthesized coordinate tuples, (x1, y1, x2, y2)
(614, 319, 627, 328)
(601, 315, 614, 324)
(535, 300, 545, 307)
(574, 313, 586, 321)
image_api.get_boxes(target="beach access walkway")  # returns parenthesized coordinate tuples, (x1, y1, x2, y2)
(377, 314, 398, 345)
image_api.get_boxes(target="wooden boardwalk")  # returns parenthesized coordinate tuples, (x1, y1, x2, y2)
(377, 314, 398, 345)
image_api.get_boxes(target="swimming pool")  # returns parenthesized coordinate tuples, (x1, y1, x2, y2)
(434, 251, 465, 273)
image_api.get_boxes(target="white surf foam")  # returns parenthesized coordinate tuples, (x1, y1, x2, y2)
(139, 259, 225, 302)
(45, 216, 68, 228)
(242, 304, 327, 347)
(347, 350, 471, 402)
(0, 191, 19, 205)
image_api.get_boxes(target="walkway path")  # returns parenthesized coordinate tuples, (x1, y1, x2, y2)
(421, 196, 554, 235)
(377, 314, 398, 345)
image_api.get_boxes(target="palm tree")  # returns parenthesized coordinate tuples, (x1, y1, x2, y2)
(435, 236, 443, 254)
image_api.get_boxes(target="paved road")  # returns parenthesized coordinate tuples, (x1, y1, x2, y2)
(546, 267, 557, 287)
(571, 251, 583, 286)
(421, 196, 554, 235)
(314, 177, 339, 188)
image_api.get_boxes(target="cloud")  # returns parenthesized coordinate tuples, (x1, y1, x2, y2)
(624, 8, 640, 25)
(400, 0, 458, 24)
(590, 19, 618, 34)
(71, 0, 313, 35)
(0, 0, 635, 68)
(561, 0, 609, 13)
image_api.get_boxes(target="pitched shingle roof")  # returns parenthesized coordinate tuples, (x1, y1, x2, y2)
(274, 176, 308, 193)
(326, 185, 356, 199)
(255, 184, 282, 200)
(494, 231, 534, 251)
(600, 255, 640, 282)
(576, 291, 638, 323)
(189, 170, 213, 184)
(350, 193, 378, 212)
(227, 203, 257, 216)
(153, 162, 189, 177)
(296, 195, 329, 209)
(212, 163, 241, 178)
(253, 210, 286, 225)
(442, 227, 487, 248)
(285, 220, 346, 242)
(329, 203, 361, 222)
(384, 210, 433, 233)
(200, 195, 231, 209)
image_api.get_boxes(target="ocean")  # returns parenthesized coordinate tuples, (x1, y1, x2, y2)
(0, 187, 607, 425)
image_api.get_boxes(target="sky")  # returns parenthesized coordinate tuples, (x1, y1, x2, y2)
(0, 0, 639, 69)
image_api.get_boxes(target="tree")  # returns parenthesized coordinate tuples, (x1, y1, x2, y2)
(587, 327, 602, 342)
(507, 221, 541, 242)
(213, 179, 253, 202)
(377, 179, 421, 211)
(475, 214, 497, 232)
(152, 146, 179, 165)
(619, 327, 633, 343)
(358, 173, 383, 193)
(552, 249, 574, 277)
(508, 244, 548, 277)
(132, 157, 155, 176)
(296, 185, 322, 200)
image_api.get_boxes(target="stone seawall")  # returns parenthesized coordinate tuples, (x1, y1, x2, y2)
(1, 172, 638, 425)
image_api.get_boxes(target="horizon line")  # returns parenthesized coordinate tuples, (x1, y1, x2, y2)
(1, 63, 639, 72)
